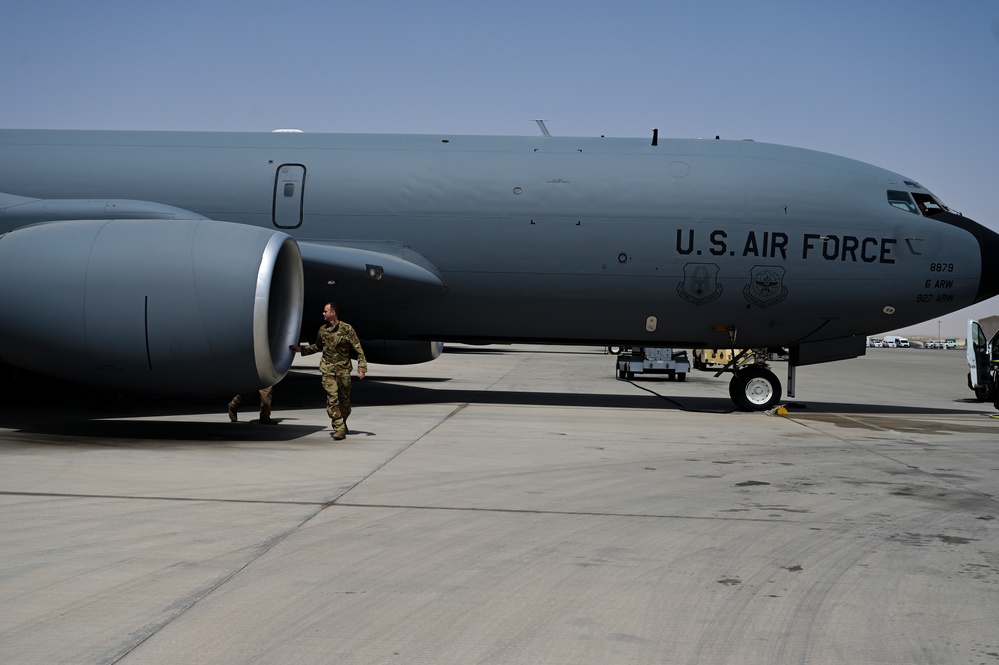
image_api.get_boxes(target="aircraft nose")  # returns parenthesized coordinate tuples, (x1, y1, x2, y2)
(946, 211, 999, 303)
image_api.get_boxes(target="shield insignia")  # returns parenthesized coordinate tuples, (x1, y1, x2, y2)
(677, 263, 723, 305)
(742, 265, 788, 308)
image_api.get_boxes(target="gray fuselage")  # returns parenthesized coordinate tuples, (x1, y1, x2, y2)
(2, 129, 997, 350)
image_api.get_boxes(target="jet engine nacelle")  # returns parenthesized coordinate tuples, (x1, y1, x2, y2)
(362, 339, 444, 365)
(0, 219, 303, 395)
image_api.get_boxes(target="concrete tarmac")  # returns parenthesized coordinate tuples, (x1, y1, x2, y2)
(1, 346, 998, 664)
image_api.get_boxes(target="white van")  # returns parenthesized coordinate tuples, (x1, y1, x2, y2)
(968, 318, 998, 401)
(883, 335, 910, 348)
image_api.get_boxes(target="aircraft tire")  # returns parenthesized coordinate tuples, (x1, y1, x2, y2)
(728, 374, 741, 404)
(730, 366, 782, 411)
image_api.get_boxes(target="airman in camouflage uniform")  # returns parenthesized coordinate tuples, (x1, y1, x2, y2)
(291, 302, 367, 439)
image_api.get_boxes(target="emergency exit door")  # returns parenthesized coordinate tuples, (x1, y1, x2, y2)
(273, 164, 305, 228)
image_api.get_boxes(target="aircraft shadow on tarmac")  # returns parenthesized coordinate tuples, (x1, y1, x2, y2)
(353, 374, 989, 417)
(1, 366, 991, 443)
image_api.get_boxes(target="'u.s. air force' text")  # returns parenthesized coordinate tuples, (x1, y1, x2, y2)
(675, 229, 896, 264)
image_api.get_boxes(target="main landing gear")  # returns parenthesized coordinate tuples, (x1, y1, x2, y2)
(728, 364, 782, 411)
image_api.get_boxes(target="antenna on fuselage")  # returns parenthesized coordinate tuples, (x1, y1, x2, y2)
(652, 128, 658, 146)
(534, 120, 551, 137)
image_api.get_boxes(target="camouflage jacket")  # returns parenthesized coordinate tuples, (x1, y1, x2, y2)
(301, 321, 368, 375)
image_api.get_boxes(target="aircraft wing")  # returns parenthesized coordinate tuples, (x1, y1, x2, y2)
(0, 192, 449, 395)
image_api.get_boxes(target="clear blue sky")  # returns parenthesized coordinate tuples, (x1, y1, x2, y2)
(3, 0, 998, 337)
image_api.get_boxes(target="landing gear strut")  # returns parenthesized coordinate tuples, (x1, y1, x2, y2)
(714, 326, 784, 411)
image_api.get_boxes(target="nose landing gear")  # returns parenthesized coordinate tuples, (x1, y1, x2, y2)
(729, 364, 782, 411)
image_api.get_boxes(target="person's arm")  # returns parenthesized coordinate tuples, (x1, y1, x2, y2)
(291, 327, 324, 356)
(348, 327, 367, 378)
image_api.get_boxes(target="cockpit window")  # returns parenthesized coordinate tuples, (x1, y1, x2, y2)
(887, 190, 918, 214)
(911, 192, 947, 217)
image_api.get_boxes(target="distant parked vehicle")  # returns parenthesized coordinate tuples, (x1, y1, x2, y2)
(883, 335, 909, 348)
(967, 318, 999, 403)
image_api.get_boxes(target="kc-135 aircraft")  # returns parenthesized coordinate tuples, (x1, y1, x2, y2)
(1, 128, 997, 411)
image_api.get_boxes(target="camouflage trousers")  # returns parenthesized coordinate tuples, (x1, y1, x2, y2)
(321, 370, 352, 431)
(229, 386, 273, 419)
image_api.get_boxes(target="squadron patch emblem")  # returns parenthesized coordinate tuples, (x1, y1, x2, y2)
(677, 263, 723, 305)
(743, 265, 788, 308)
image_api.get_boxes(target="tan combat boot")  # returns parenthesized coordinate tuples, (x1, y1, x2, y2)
(227, 396, 240, 422)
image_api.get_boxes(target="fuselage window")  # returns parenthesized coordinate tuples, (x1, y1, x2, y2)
(887, 190, 918, 214)
(911, 192, 947, 217)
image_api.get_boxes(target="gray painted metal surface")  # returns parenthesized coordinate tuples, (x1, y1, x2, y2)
(1, 129, 998, 407)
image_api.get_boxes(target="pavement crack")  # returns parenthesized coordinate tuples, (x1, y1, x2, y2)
(106, 503, 326, 665)
(0, 490, 321, 505)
